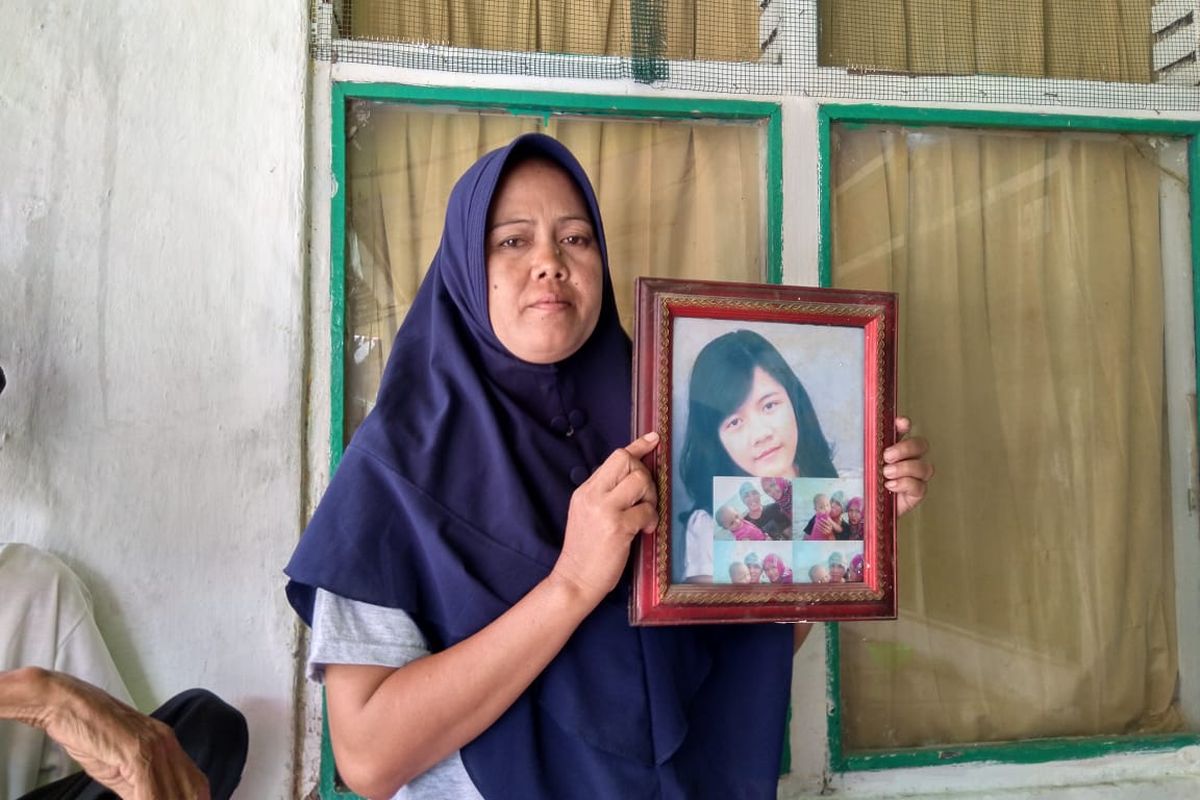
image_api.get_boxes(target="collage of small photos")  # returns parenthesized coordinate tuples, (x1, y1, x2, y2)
(711, 476, 866, 586)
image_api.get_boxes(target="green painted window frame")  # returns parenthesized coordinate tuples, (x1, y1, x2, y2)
(817, 103, 1200, 774)
(320, 82, 784, 799)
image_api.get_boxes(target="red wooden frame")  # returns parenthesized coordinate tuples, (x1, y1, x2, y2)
(630, 278, 898, 625)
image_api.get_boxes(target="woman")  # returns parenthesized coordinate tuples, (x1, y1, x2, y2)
(762, 553, 794, 585)
(744, 551, 767, 584)
(843, 496, 866, 541)
(848, 553, 865, 582)
(828, 552, 848, 583)
(827, 491, 847, 538)
(738, 481, 792, 540)
(285, 134, 931, 799)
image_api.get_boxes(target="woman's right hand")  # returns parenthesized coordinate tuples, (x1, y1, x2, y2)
(551, 432, 660, 605)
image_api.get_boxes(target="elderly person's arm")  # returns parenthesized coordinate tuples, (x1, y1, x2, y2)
(886, 417, 933, 515)
(0, 667, 209, 800)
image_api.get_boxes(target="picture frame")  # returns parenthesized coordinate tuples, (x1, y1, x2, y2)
(629, 278, 898, 625)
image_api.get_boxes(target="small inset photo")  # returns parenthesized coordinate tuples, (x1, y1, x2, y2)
(792, 477, 866, 542)
(710, 477, 793, 542)
(793, 540, 866, 584)
(714, 541, 796, 585)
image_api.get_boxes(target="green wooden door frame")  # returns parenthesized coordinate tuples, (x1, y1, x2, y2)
(817, 103, 1200, 773)
(320, 82, 784, 799)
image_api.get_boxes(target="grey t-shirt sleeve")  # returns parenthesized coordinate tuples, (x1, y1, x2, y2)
(308, 588, 432, 681)
(308, 589, 483, 800)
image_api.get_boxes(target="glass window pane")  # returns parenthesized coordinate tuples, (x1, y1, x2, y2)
(830, 123, 1188, 750)
(342, 103, 766, 440)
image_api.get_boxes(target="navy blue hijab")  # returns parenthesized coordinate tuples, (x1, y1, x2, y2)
(286, 133, 793, 799)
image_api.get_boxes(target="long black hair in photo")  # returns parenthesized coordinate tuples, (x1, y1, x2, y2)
(679, 329, 836, 513)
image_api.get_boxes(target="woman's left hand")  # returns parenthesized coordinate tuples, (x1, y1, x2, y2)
(883, 417, 933, 517)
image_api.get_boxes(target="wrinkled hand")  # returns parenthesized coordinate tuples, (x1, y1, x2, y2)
(39, 671, 210, 800)
(552, 432, 660, 605)
(884, 417, 933, 517)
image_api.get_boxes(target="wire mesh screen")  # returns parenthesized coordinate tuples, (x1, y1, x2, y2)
(315, 0, 764, 82)
(821, 1, 1154, 81)
(312, 0, 1200, 110)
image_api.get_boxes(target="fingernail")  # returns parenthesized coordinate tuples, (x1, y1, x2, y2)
(644, 431, 660, 442)
(885, 480, 898, 490)
(883, 465, 896, 478)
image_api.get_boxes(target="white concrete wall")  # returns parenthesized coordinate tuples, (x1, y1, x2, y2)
(0, 2, 309, 797)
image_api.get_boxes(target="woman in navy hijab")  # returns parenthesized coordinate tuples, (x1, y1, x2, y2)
(286, 134, 931, 799)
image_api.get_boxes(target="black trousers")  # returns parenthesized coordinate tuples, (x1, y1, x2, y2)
(18, 689, 249, 800)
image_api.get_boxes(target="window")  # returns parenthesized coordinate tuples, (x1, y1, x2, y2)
(331, 86, 782, 447)
(819, 106, 1200, 769)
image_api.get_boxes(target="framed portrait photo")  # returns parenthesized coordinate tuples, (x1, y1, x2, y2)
(629, 278, 898, 625)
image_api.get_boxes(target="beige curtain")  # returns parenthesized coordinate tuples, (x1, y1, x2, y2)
(343, 106, 763, 437)
(831, 125, 1181, 749)
(350, 0, 760, 61)
(820, 0, 1152, 83)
